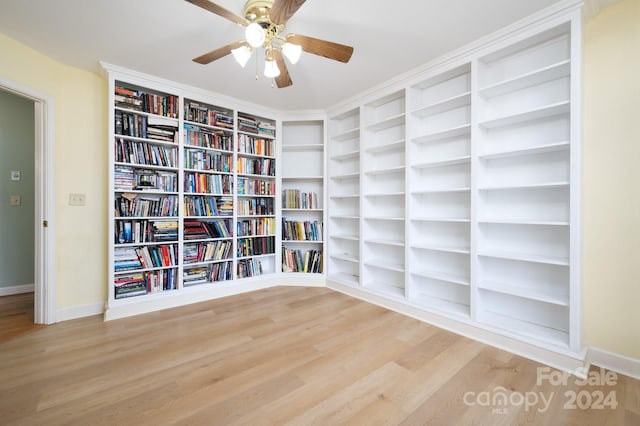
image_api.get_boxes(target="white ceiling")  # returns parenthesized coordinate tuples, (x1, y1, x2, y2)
(0, 0, 616, 110)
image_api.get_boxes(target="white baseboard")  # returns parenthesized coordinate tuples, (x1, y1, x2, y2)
(56, 302, 105, 322)
(587, 347, 640, 380)
(0, 284, 34, 296)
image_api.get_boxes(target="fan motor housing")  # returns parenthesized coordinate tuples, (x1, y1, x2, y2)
(244, 0, 273, 24)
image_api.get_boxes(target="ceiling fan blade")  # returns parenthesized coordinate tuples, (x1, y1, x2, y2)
(193, 40, 246, 64)
(269, 0, 306, 25)
(272, 50, 293, 88)
(286, 34, 354, 63)
(185, 0, 249, 26)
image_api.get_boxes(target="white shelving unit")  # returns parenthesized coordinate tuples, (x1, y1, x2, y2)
(281, 119, 325, 275)
(327, 108, 361, 286)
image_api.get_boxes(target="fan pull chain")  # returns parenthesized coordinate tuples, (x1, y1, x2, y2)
(255, 50, 259, 80)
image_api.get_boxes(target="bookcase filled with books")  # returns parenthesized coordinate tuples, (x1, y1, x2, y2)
(182, 99, 235, 287)
(281, 119, 325, 275)
(406, 63, 472, 319)
(236, 112, 277, 278)
(360, 90, 406, 299)
(327, 107, 361, 287)
(112, 81, 180, 300)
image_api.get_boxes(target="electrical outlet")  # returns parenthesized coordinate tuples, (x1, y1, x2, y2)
(69, 193, 86, 206)
(10, 195, 21, 206)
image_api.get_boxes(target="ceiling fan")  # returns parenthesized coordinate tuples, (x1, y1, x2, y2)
(185, 0, 354, 88)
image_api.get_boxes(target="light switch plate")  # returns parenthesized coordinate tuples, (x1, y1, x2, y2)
(11, 171, 21, 181)
(69, 193, 86, 206)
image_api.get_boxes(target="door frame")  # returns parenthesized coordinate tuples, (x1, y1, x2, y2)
(0, 77, 56, 324)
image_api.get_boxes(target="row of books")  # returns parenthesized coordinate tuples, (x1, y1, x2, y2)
(237, 236, 275, 257)
(184, 219, 232, 240)
(184, 240, 233, 264)
(115, 86, 179, 119)
(237, 258, 264, 278)
(184, 150, 233, 173)
(282, 189, 320, 210)
(282, 248, 323, 273)
(114, 244, 177, 271)
(115, 219, 178, 244)
(184, 124, 233, 151)
(115, 111, 178, 142)
(237, 177, 275, 196)
(114, 269, 177, 299)
(114, 167, 178, 192)
(115, 194, 178, 217)
(237, 157, 275, 176)
(184, 195, 233, 217)
(237, 218, 275, 237)
(183, 262, 233, 286)
(237, 198, 274, 216)
(184, 101, 233, 128)
(115, 138, 177, 168)
(184, 172, 233, 195)
(282, 219, 323, 241)
(237, 134, 274, 157)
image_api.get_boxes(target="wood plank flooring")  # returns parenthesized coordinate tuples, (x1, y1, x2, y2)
(0, 292, 44, 344)
(0, 286, 637, 425)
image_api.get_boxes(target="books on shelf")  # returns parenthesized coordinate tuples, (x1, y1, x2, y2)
(183, 262, 233, 286)
(282, 248, 323, 273)
(282, 189, 319, 209)
(115, 138, 177, 168)
(237, 258, 264, 278)
(184, 172, 233, 195)
(237, 157, 275, 176)
(183, 240, 233, 264)
(115, 85, 178, 118)
(184, 101, 233, 128)
(237, 236, 275, 257)
(183, 219, 232, 240)
(115, 193, 178, 217)
(114, 167, 177, 192)
(184, 124, 233, 151)
(237, 198, 274, 216)
(115, 219, 178, 244)
(184, 195, 233, 217)
(184, 150, 233, 173)
(237, 218, 275, 237)
(237, 134, 274, 156)
(237, 177, 275, 196)
(282, 218, 323, 241)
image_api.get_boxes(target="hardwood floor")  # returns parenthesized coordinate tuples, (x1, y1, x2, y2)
(0, 292, 44, 344)
(0, 286, 637, 425)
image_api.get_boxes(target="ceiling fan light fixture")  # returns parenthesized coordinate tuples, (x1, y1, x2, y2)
(231, 45, 253, 67)
(282, 42, 302, 64)
(245, 22, 266, 47)
(264, 59, 280, 78)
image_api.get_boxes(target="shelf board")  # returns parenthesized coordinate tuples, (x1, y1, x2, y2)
(282, 144, 324, 152)
(282, 240, 324, 244)
(365, 238, 405, 247)
(363, 282, 405, 299)
(184, 145, 233, 155)
(328, 272, 360, 287)
(410, 269, 469, 286)
(116, 216, 179, 220)
(412, 124, 471, 144)
(366, 139, 405, 154)
(479, 60, 571, 98)
(330, 234, 359, 242)
(410, 243, 470, 255)
(363, 216, 404, 222)
(478, 219, 569, 226)
(411, 217, 470, 223)
(331, 172, 360, 180)
(479, 101, 570, 129)
(115, 189, 179, 195)
(237, 130, 276, 140)
(114, 264, 177, 275)
(411, 91, 471, 118)
(237, 173, 276, 179)
(237, 193, 275, 198)
(478, 141, 570, 160)
(330, 253, 359, 263)
(282, 208, 323, 212)
(115, 106, 179, 122)
(183, 237, 233, 244)
(330, 150, 360, 162)
(329, 194, 360, 200)
(115, 134, 178, 147)
(363, 192, 405, 197)
(237, 152, 276, 160)
(183, 167, 233, 176)
(412, 155, 471, 169)
(409, 295, 470, 318)
(364, 166, 405, 176)
(332, 127, 360, 142)
(237, 253, 276, 260)
(236, 215, 276, 218)
(237, 234, 277, 238)
(184, 215, 234, 220)
(478, 181, 569, 191)
(282, 175, 323, 181)
(115, 241, 178, 248)
(329, 215, 360, 220)
(479, 310, 569, 349)
(184, 258, 233, 268)
(184, 192, 232, 197)
(478, 249, 569, 266)
(114, 162, 178, 172)
(411, 187, 471, 194)
(478, 281, 569, 306)
(183, 119, 233, 134)
(364, 260, 405, 273)
(366, 113, 405, 132)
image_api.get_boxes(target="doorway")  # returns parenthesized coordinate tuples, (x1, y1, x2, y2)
(0, 77, 55, 324)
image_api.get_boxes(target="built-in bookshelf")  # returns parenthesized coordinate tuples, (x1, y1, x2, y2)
(107, 71, 278, 312)
(281, 120, 324, 274)
(327, 108, 361, 286)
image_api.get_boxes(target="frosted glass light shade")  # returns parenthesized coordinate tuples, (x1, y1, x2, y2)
(231, 45, 252, 67)
(264, 59, 280, 78)
(245, 23, 266, 48)
(282, 42, 302, 64)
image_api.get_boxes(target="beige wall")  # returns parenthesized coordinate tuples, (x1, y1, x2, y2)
(0, 33, 108, 309)
(582, 0, 640, 359)
(0, 0, 638, 360)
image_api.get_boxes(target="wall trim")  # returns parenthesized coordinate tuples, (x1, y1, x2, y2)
(56, 302, 104, 322)
(587, 347, 640, 380)
(0, 284, 34, 296)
